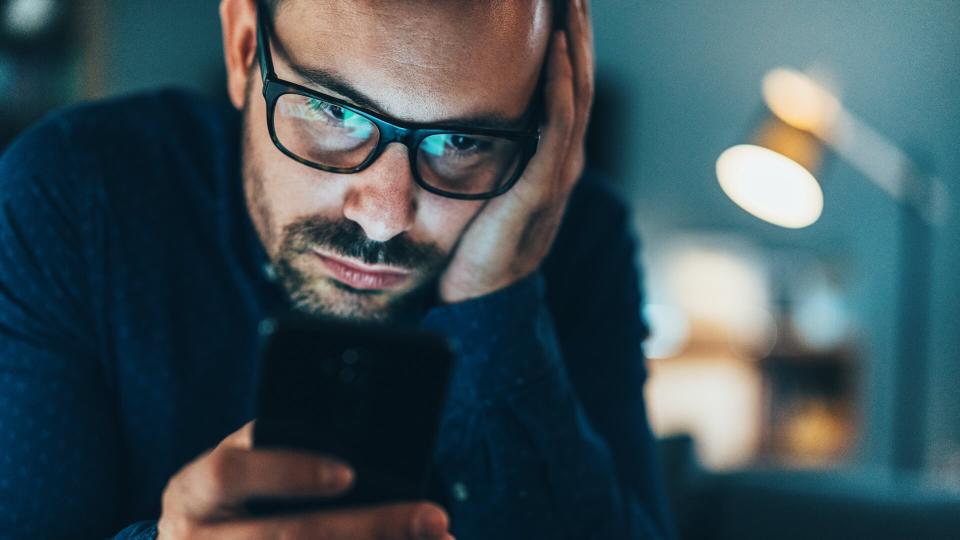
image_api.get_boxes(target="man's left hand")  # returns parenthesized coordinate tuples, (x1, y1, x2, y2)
(438, 0, 595, 303)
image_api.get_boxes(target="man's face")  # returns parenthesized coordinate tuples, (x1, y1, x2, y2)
(237, 0, 551, 322)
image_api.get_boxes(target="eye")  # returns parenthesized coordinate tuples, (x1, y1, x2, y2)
(447, 135, 480, 152)
(308, 99, 352, 123)
(421, 134, 492, 158)
(300, 98, 374, 140)
(328, 105, 352, 122)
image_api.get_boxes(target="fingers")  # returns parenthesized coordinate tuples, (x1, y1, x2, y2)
(215, 447, 354, 504)
(540, 31, 576, 163)
(198, 501, 453, 540)
(167, 445, 354, 520)
(159, 421, 452, 539)
(562, 0, 595, 185)
(535, 0, 595, 198)
(218, 420, 255, 450)
(566, 0, 595, 129)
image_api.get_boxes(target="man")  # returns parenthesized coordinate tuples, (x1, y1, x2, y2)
(0, 0, 672, 538)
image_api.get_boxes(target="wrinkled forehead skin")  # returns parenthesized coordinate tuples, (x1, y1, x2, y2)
(271, 0, 553, 125)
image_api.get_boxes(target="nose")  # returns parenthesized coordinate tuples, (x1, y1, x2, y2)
(342, 143, 417, 242)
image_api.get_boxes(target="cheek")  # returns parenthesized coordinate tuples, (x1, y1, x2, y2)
(260, 160, 347, 226)
(414, 193, 484, 251)
(246, 118, 351, 252)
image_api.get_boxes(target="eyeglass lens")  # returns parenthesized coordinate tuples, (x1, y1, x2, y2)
(272, 93, 525, 196)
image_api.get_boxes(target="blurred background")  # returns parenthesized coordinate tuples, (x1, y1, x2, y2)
(1, 0, 958, 538)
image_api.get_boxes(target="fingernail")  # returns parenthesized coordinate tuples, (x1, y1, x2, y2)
(324, 464, 354, 489)
(413, 505, 449, 540)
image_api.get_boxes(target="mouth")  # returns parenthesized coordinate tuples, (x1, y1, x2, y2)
(310, 249, 412, 291)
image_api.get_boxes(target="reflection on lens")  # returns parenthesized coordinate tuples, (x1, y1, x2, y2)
(273, 93, 379, 169)
(417, 133, 523, 195)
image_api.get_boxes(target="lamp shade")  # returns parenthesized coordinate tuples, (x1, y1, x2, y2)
(718, 74, 829, 230)
(716, 144, 823, 229)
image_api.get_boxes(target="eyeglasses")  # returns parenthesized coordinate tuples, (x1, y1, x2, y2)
(254, 3, 541, 200)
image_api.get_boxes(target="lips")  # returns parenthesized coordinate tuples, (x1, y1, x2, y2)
(311, 250, 411, 291)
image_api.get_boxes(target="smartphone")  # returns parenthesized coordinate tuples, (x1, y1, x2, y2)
(247, 314, 454, 515)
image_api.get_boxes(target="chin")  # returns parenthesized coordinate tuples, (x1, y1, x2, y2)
(286, 278, 396, 323)
(277, 254, 440, 323)
(292, 274, 445, 325)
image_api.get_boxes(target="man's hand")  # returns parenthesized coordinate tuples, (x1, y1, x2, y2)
(157, 421, 453, 540)
(438, 0, 594, 303)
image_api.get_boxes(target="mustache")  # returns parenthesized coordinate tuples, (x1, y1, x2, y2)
(280, 216, 447, 270)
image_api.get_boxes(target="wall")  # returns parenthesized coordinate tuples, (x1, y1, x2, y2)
(591, 0, 960, 470)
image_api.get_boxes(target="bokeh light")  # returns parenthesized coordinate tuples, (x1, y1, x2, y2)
(717, 144, 824, 229)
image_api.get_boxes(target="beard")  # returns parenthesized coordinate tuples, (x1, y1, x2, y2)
(239, 97, 449, 324)
(273, 216, 448, 323)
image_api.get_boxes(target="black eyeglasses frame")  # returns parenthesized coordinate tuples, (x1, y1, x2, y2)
(254, 3, 541, 200)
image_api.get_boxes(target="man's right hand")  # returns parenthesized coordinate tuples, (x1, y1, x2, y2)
(157, 421, 454, 540)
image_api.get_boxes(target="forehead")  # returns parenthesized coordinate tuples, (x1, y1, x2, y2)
(272, 0, 551, 123)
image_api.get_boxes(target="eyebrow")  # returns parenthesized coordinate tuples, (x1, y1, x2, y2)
(271, 39, 530, 132)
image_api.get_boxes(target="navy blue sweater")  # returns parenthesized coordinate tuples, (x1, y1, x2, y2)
(0, 89, 672, 539)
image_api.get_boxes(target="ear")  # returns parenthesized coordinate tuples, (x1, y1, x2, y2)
(220, 0, 259, 110)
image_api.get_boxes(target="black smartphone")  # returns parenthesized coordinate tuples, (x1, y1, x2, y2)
(247, 315, 454, 515)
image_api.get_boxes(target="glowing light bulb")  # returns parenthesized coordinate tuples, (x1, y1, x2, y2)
(716, 144, 824, 229)
(762, 68, 841, 135)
